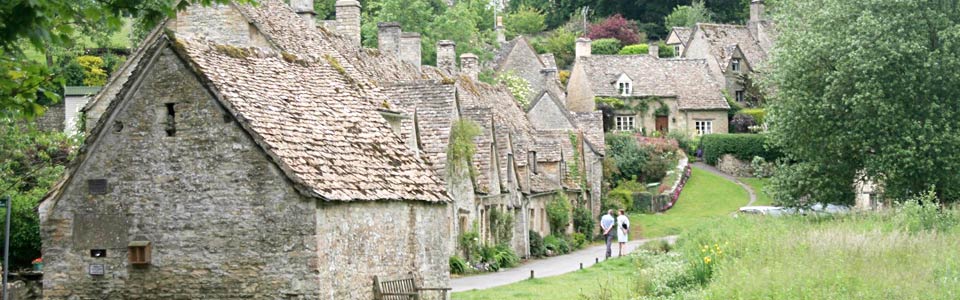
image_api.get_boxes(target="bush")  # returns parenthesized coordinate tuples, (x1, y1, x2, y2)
(572, 206, 595, 235)
(741, 108, 766, 125)
(535, 28, 576, 69)
(634, 191, 655, 213)
(528, 230, 547, 258)
(76, 55, 107, 86)
(730, 113, 757, 133)
(607, 180, 647, 212)
(587, 14, 643, 45)
(543, 234, 570, 255)
(61, 59, 85, 86)
(700, 134, 780, 165)
(666, 131, 696, 156)
(547, 192, 571, 235)
(494, 244, 520, 269)
(505, 5, 546, 38)
(449, 256, 467, 274)
(489, 207, 515, 246)
(558, 70, 570, 86)
(751, 156, 775, 178)
(618, 44, 649, 55)
(591, 38, 622, 55)
(571, 232, 587, 250)
(658, 41, 676, 58)
(458, 230, 481, 261)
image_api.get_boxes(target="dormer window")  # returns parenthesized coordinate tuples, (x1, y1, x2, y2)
(616, 74, 632, 96)
(528, 151, 538, 174)
(732, 58, 742, 72)
(674, 45, 682, 55)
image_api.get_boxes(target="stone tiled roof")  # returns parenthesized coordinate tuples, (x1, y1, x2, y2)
(693, 23, 767, 69)
(671, 27, 693, 46)
(176, 39, 449, 202)
(539, 54, 557, 70)
(382, 80, 458, 176)
(578, 55, 728, 110)
(572, 112, 605, 155)
(492, 36, 543, 72)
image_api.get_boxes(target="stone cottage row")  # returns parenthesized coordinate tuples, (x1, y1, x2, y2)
(38, 0, 603, 299)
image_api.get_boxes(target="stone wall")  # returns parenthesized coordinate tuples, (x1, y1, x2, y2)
(34, 103, 64, 132)
(499, 40, 546, 102)
(315, 200, 450, 300)
(716, 153, 753, 177)
(41, 48, 320, 299)
(171, 4, 252, 46)
(527, 93, 574, 130)
(682, 110, 729, 135)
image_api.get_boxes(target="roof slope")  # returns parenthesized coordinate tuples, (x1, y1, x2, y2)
(671, 27, 693, 46)
(382, 81, 458, 176)
(693, 23, 767, 69)
(578, 55, 728, 110)
(174, 40, 448, 202)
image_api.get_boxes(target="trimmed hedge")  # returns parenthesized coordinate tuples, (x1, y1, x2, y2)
(592, 38, 623, 55)
(741, 108, 766, 125)
(701, 134, 781, 165)
(618, 44, 649, 55)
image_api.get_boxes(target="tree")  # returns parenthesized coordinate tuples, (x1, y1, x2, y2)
(664, 1, 713, 31)
(0, 0, 255, 118)
(533, 28, 577, 69)
(587, 14, 644, 46)
(505, 5, 546, 39)
(767, 0, 960, 205)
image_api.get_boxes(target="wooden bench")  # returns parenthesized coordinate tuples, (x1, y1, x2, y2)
(373, 275, 451, 300)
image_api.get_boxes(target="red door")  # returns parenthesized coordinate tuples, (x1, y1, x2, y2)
(656, 116, 668, 133)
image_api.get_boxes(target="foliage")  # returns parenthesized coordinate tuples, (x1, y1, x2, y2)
(546, 192, 571, 235)
(76, 55, 107, 86)
(591, 38, 623, 55)
(663, 1, 713, 31)
(618, 44, 649, 55)
(447, 119, 481, 179)
(572, 206, 595, 236)
(604, 133, 651, 184)
(633, 191, 655, 213)
(543, 234, 570, 255)
(558, 70, 570, 86)
(528, 230, 547, 258)
(492, 244, 520, 269)
(768, 0, 960, 203)
(740, 108, 766, 126)
(0, 120, 77, 267)
(606, 180, 647, 212)
(60, 59, 85, 87)
(738, 72, 766, 108)
(700, 134, 780, 165)
(750, 156, 776, 178)
(894, 188, 958, 233)
(533, 28, 577, 69)
(453, 257, 642, 300)
(705, 0, 752, 24)
(449, 255, 467, 274)
(496, 71, 533, 108)
(488, 207, 515, 246)
(666, 131, 696, 156)
(729, 113, 757, 133)
(568, 132, 585, 188)
(505, 5, 546, 39)
(570, 232, 587, 250)
(458, 230, 481, 262)
(657, 41, 675, 58)
(587, 14, 643, 46)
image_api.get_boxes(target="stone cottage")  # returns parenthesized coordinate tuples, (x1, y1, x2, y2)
(679, 0, 776, 104)
(665, 27, 692, 56)
(566, 38, 730, 136)
(39, 2, 453, 299)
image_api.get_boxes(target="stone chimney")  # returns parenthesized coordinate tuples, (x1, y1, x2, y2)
(290, 0, 316, 28)
(649, 43, 659, 58)
(335, 0, 362, 46)
(575, 37, 592, 58)
(750, 0, 765, 23)
(437, 40, 457, 75)
(377, 22, 401, 57)
(496, 16, 506, 44)
(460, 53, 479, 81)
(400, 32, 422, 69)
(541, 68, 557, 83)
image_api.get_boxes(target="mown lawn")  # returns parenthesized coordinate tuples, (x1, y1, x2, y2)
(630, 166, 749, 238)
(738, 177, 773, 206)
(452, 258, 639, 300)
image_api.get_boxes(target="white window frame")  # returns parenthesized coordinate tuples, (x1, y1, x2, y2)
(615, 115, 636, 132)
(616, 74, 632, 96)
(695, 120, 713, 135)
(675, 45, 682, 56)
(735, 90, 745, 102)
(732, 58, 741, 72)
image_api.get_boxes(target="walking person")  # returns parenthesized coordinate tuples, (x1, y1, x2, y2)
(600, 209, 615, 259)
(617, 209, 630, 257)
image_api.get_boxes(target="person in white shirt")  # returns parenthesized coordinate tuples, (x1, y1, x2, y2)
(600, 210, 616, 259)
(617, 209, 630, 257)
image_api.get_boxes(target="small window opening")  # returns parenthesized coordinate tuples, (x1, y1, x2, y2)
(128, 241, 151, 265)
(88, 179, 108, 195)
(165, 103, 176, 137)
(223, 113, 233, 123)
(112, 121, 124, 133)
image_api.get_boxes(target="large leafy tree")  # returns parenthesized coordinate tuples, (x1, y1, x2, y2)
(768, 0, 960, 205)
(664, 1, 713, 30)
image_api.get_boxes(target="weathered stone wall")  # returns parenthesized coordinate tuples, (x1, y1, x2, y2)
(335, 0, 362, 46)
(34, 103, 64, 132)
(583, 145, 603, 225)
(528, 93, 574, 130)
(716, 153, 753, 177)
(436, 40, 456, 75)
(315, 200, 450, 300)
(377, 22, 401, 57)
(171, 4, 253, 46)
(499, 41, 546, 102)
(400, 32, 422, 68)
(682, 110, 729, 135)
(42, 47, 320, 299)
(565, 62, 596, 112)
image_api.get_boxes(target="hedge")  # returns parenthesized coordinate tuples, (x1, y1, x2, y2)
(618, 44, 649, 55)
(592, 38, 622, 55)
(701, 134, 781, 165)
(741, 108, 766, 125)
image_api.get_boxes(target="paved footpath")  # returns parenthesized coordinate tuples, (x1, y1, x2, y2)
(691, 162, 757, 206)
(451, 235, 677, 292)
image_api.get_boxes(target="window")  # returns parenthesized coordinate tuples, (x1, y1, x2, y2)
(735, 90, 745, 102)
(616, 74, 632, 96)
(674, 45, 682, 55)
(695, 121, 713, 135)
(164, 103, 176, 137)
(529, 151, 538, 174)
(732, 58, 741, 72)
(128, 241, 151, 265)
(615, 116, 635, 131)
(87, 179, 108, 195)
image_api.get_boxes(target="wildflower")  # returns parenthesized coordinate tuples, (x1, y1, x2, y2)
(704, 256, 712, 264)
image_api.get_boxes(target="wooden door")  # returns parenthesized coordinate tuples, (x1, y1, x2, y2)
(656, 116, 668, 133)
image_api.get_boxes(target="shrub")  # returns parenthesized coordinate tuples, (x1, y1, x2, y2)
(640, 239, 672, 253)
(558, 70, 570, 86)
(658, 41, 676, 58)
(449, 256, 467, 274)
(730, 113, 757, 133)
(494, 244, 520, 269)
(543, 234, 570, 254)
(528, 230, 547, 258)
(61, 59, 85, 86)
(535, 28, 576, 69)
(751, 156, 775, 178)
(505, 5, 546, 38)
(608, 180, 647, 211)
(895, 188, 959, 233)
(591, 38, 622, 55)
(571, 232, 587, 250)
(458, 230, 481, 261)
(605, 132, 652, 184)
(666, 131, 696, 156)
(740, 108, 766, 125)
(479, 245, 500, 271)
(634, 191, 655, 213)
(700, 134, 780, 165)
(547, 192, 571, 235)
(618, 44, 649, 55)
(496, 71, 533, 108)
(76, 55, 107, 86)
(587, 14, 643, 45)
(572, 206, 595, 235)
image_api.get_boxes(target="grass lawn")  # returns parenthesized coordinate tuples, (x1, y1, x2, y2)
(738, 177, 773, 206)
(452, 257, 639, 300)
(630, 166, 749, 239)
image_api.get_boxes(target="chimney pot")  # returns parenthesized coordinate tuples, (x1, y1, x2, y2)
(335, 0, 362, 46)
(460, 53, 479, 81)
(750, 0, 765, 23)
(290, 0, 317, 28)
(496, 16, 506, 44)
(575, 37, 592, 58)
(377, 22, 402, 56)
(400, 32, 422, 70)
(437, 40, 457, 75)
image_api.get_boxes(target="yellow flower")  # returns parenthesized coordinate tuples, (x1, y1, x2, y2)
(704, 256, 712, 264)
